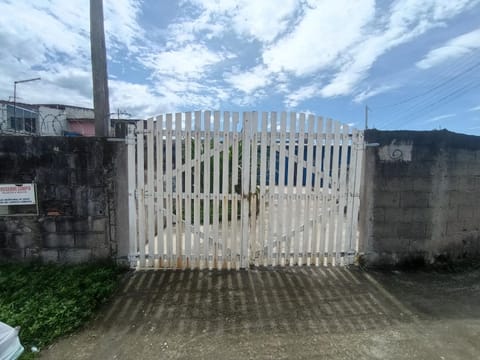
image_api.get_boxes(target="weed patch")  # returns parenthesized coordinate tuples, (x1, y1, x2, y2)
(0, 262, 122, 358)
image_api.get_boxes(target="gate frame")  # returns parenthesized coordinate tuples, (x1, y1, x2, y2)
(126, 111, 365, 269)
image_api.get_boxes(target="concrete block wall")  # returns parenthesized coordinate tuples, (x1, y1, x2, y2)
(361, 130, 480, 266)
(0, 136, 126, 263)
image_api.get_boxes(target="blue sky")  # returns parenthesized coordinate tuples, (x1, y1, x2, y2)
(1, 0, 479, 134)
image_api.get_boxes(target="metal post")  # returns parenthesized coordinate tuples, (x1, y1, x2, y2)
(12, 77, 41, 132)
(13, 83, 16, 132)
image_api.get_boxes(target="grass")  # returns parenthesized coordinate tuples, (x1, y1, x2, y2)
(0, 261, 123, 359)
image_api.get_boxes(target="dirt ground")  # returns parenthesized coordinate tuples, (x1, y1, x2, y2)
(40, 265, 480, 360)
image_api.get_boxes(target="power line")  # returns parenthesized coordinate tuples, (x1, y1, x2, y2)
(373, 59, 480, 110)
(381, 80, 480, 129)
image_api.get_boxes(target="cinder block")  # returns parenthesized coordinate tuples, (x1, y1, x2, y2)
(400, 191, 429, 208)
(44, 233, 75, 248)
(5, 220, 21, 233)
(374, 192, 400, 208)
(87, 200, 106, 216)
(448, 191, 479, 207)
(0, 248, 24, 260)
(412, 177, 432, 192)
(373, 207, 385, 222)
(73, 219, 89, 232)
(446, 221, 469, 236)
(384, 207, 409, 222)
(405, 161, 435, 177)
(373, 223, 397, 239)
(372, 236, 409, 253)
(24, 248, 40, 259)
(39, 218, 56, 233)
(0, 232, 7, 248)
(453, 150, 477, 163)
(403, 207, 431, 223)
(92, 218, 107, 232)
(40, 249, 59, 262)
(396, 221, 426, 238)
(56, 217, 73, 232)
(408, 238, 428, 252)
(13, 234, 35, 248)
(457, 205, 475, 220)
(74, 232, 107, 248)
(378, 177, 414, 191)
(91, 246, 111, 258)
(55, 185, 72, 200)
(58, 248, 92, 264)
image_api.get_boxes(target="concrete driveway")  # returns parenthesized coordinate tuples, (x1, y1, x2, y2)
(40, 266, 480, 360)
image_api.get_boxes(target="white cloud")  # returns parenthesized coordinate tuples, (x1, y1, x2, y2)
(224, 65, 272, 93)
(0, 0, 145, 107)
(319, 0, 480, 98)
(416, 28, 480, 69)
(469, 105, 480, 112)
(110, 80, 173, 117)
(284, 84, 321, 108)
(354, 85, 398, 103)
(142, 44, 232, 80)
(187, 0, 299, 43)
(104, 0, 144, 52)
(424, 113, 456, 123)
(263, 0, 375, 76)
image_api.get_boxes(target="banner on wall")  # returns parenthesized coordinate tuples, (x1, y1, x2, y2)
(0, 184, 36, 205)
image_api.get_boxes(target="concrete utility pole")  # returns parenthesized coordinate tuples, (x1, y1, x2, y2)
(90, 0, 110, 137)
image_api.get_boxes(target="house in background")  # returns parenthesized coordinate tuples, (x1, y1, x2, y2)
(0, 101, 134, 136)
(0, 101, 39, 135)
(38, 104, 95, 136)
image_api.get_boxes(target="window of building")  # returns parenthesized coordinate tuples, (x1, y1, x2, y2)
(6, 105, 38, 133)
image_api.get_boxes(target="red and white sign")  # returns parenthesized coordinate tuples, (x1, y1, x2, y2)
(0, 184, 36, 205)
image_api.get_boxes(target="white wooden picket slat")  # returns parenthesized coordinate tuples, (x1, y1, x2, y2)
(267, 112, 277, 266)
(241, 112, 251, 269)
(231, 112, 240, 269)
(221, 112, 230, 269)
(249, 111, 258, 266)
(146, 118, 155, 266)
(313, 117, 324, 266)
(293, 113, 305, 265)
(277, 112, 287, 266)
(136, 120, 146, 267)
(184, 112, 192, 266)
(212, 111, 221, 269)
(303, 114, 315, 265)
(203, 111, 211, 269)
(193, 111, 202, 268)
(285, 112, 296, 265)
(320, 119, 332, 266)
(328, 121, 341, 265)
(155, 116, 165, 266)
(174, 113, 183, 268)
(336, 123, 350, 265)
(258, 112, 268, 266)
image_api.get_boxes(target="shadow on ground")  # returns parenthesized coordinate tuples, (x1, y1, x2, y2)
(40, 266, 480, 360)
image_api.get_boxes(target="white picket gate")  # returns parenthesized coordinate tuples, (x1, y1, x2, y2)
(127, 111, 364, 269)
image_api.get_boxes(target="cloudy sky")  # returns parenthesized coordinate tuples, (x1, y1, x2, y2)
(1, 0, 480, 134)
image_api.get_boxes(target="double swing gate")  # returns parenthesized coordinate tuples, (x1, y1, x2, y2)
(127, 111, 364, 270)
